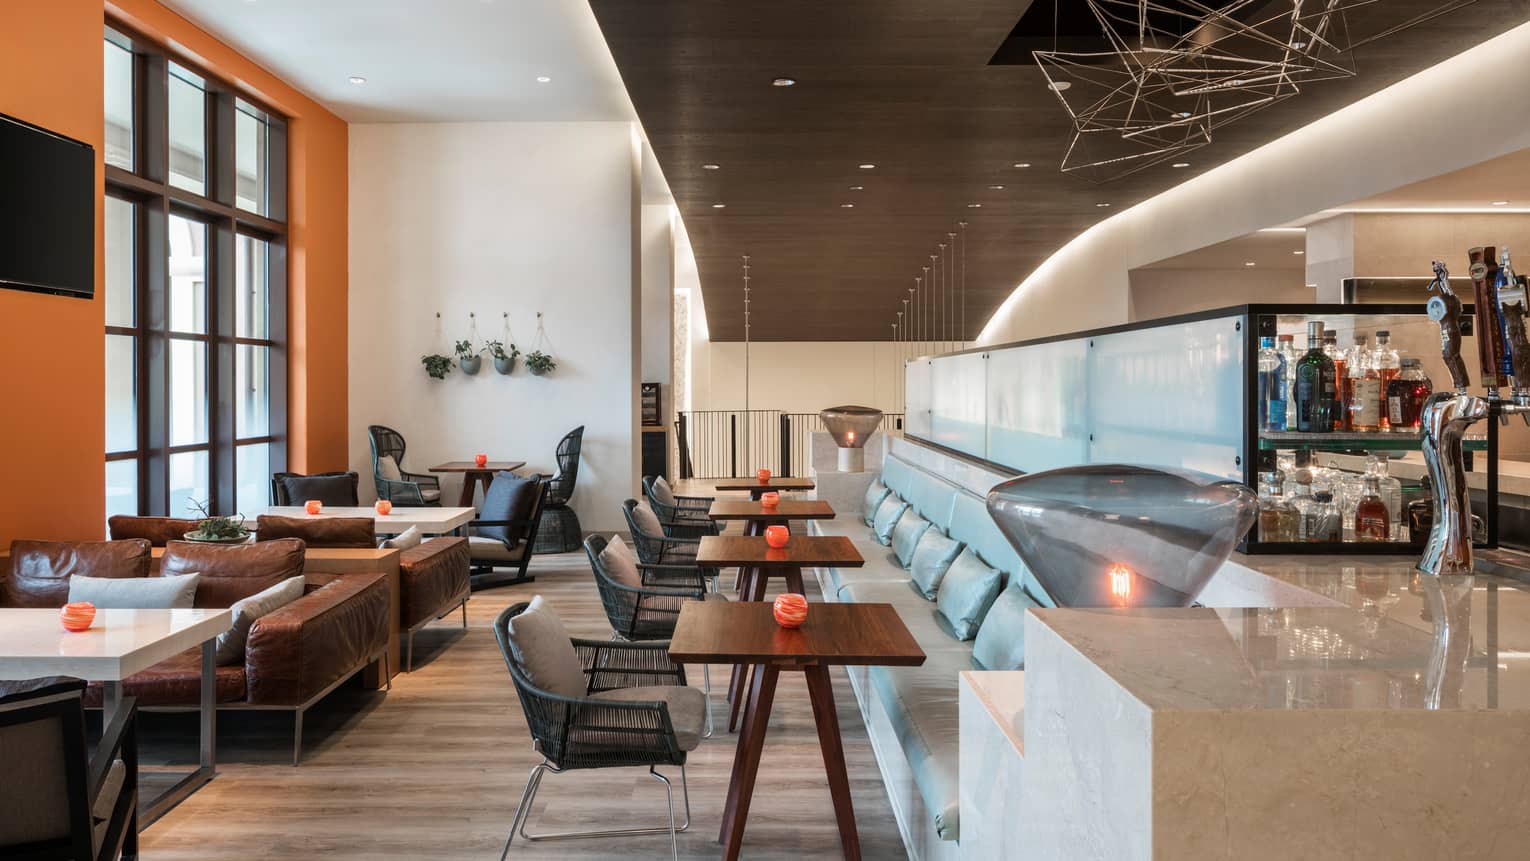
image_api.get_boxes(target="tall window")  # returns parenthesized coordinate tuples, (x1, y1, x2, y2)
(104, 25, 288, 520)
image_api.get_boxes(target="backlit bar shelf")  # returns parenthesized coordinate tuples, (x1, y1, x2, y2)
(1258, 430, 1488, 452)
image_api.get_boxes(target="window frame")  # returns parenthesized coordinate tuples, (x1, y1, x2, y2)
(104, 22, 288, 518)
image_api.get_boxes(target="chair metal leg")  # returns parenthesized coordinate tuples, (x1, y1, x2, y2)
(461, 600, 468, 629)
(292, 709, 303, 767)
(406, 631, 415, 674)
(702, 664, 714, 739)
(383, 651, 392, 691)
(651, 766, 679, 861)
(501, 762, 547, 861)
(513, 758, 690, 844)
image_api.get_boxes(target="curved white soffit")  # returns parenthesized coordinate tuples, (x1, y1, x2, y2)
(978, 19, 1530, 346)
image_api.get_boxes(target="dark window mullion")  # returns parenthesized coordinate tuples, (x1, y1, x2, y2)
(211, 217, 237, 514)
(143, 194, 170, 515)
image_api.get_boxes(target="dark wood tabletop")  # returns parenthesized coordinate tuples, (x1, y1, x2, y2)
(707, 499, 836, 520)
(428, 460, 526, 473)
(668, 601, 926, 667)
(696, 535, 864, 569)
(713, 477, 816, 492)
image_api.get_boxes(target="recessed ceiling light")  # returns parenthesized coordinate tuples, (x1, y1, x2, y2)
(771, 77, 797, 87)
(848, 185, 864, 191)
(702, 163, 720, 170)
(840, 203, 855, 208)
(1293, 250, 1305, 255)
(348, 76, 367, 85)
(858, 163, 876, 170)
(712, 203, 726, 209)
(535, 76, 552, 83)
(1172, 162, 1190, 168)
(1013, 162, 1032, 168)
(1048, 81, 1072, 92)
(1245, 261, 1257, 267)
(1174, 111, 1192, 119)
(1095, 203, 1111, 208)
(1306, 283, 1318, 288)
(988, 185, 1005, 190)
(967, 203, 983, 208)
(1493, 200, 1511, 206)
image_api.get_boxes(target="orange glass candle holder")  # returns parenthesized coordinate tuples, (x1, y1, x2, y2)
(474, 453, 488, 467)
(60, 602, 96, 632)
(773, 593, 808, 628)
(756, 468, 772, 483)
(765, 524, 790, 549)
(761, 491, 780, 509)
(305, 500, 323, 515)
(375, 499, 393, 515)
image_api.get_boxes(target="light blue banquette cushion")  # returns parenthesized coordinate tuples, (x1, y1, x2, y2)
(871, 495, 910, 546)
(972, 579, 1044, 669)
(890, 511, 932, 568)
(863, 479, 892, 527)
(908, 529, 964, 599)
(934, 549, 1004, 640)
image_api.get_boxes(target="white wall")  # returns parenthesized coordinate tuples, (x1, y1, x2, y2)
(979, 21, 1530, 345)
(640, 203, 673, 416)
(691, 341, 906, 415)
(348, 121, 640, 532)
(1127, 269, 1313, 322)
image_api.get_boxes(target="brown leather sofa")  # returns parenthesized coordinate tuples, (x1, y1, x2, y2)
(254, 516, 471, 672)
(2, 538, 390, 765)
(107, 515, 204, 547)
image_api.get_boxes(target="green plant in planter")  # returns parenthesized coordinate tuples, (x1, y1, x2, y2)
(525, 350, 557, 376)
(421, 354, 454, 379)
(184, 499, 250, 543)
(453, 339, 483, 375)
(485, 340, 520, 374)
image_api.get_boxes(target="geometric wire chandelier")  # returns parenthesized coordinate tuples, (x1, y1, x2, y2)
(1035, 0, 1378, 182)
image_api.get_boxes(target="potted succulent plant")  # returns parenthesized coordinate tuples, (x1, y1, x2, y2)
(525, 350, 557, 377)
(454, 339, 483, 375)
(421, 353, 453, 380)
(183, 499, 251, 544)
(486, 339, 520, 375)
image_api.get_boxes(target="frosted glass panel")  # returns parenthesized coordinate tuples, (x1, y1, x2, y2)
(905, 359, 932, 439)
(931, 353, 986, 456)
(1087, 314, 1244, 478)
(987, 339, 1089, 473)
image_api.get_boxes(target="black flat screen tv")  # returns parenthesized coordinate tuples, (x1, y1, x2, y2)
(0, 113, 95, 299)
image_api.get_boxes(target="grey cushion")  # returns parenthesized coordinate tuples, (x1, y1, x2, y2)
(890, 511, 932, 569)
(504, 596, 587, 698)
(468, 536, 528, 563)
(376, 455, 403, 481)
(651, 476, 678, 508)
(599, 535, 642, 589)
(421, 488, 442, 502)
(935, 550, 1004, 640)
(867, 650, 972, 841)
(216, 575, 305, 665)
(68, 572, 199, 609)
(871, 495, 910, 546)
(631, 502, 664, 538)
(0, 709, 71, 845)
(274, 471, 358, 507)
(590, 684, 707, 751)
(909, 529, 964, 599)
(972, 579, 1043, 670)
(479, 472, 539, 546)
(381, 525, 421, 550)
(863, 479, 892, 526)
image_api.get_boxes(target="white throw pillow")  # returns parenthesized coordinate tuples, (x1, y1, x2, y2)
(377, 455, 403, 481)
(68, 573, 200, 609)
(215, 576, 306, 665)
(599, 535, 643, 589)
(381, 525, 422, 550)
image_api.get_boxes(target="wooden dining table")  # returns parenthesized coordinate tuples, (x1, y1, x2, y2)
(713, 476, 816, 500)
(707, 498, 836, 536)
(668, 600, 925, 861)
(696, 534, 864, 732)
(428, 460, 527, 507)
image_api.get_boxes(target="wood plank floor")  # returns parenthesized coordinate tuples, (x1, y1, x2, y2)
(135, 546, 910, 859)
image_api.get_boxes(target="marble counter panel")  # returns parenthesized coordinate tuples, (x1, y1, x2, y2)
(959, 672, 1026, 858)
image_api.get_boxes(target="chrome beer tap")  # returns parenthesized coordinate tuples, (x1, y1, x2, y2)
(1420, 257, 1530, 577)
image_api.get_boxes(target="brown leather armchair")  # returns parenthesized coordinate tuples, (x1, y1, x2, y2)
(3, 538, 391, 766)
(107, 515, 203, 547)
(254, 515, 375, 548)
(398, 537, 471, 671)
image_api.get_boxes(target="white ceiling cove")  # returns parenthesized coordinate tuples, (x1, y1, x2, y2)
(161, 0, 638, 123)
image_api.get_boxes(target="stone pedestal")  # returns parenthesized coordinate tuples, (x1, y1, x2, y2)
(809, 431, 886, 515)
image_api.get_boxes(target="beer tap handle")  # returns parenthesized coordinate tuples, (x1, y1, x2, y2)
(1427, 260, 1472, 392)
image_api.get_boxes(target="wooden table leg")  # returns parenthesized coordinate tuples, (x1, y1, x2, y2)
(729, 567, 778, 731)
(456, 472, 479, 508)
(804, 664, 860, 860)
(785, 566, 805, 595)
(726, 565, 758, 731)
(720, 663, 780, 859)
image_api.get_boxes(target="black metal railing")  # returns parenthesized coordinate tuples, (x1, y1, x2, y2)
(677, 410, 903, 478)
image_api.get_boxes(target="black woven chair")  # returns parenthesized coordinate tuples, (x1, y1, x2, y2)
(533, 426, 585, 553)
(642, 476, 721, 539)
(586, 535, 718, 737)
(367, 425, 442, 506)
(621, 499, 723, 593)
(0, 677, 139, 861)
(468, 479, 549, 589)
(270, 471, 360, 506)
(493, 602, 694, 861)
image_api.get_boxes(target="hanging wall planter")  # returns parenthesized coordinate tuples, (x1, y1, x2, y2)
(487, 340, 519, 374)
(455, 339, 482, 375)
(421, 354, 453, 380)
(526, 312, 558, 377)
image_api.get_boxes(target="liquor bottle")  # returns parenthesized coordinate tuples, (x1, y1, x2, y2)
(1495, 247, 1519, 386)
(1290, 471, 1319, 540)
(1277, 335, 1300, 430)
(1257, 336, 1287, 432)
(1294, 322, 1336, 433)
(1346, 334, 1380, 432)
(1368, 453, 1403, 534)
(1354, 473, 1390, 541)
(1324, 331, 1347, 430)
(1386, 359, 1433, 430)
(1341, 334, 1368, 431)
(1257, 470, 1298, 542)
(1306, 490, 1341, 542)
(1372, 330, 1401, 428)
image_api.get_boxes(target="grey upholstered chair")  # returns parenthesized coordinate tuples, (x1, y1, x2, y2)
(0, 677, 139, 861)
(642, 476, 721, 539)
(532, 426, 585, 553)
(367, 425, 442, 506)
(494, 599, 698, 861)
(467, 473, 549, 588)
(270, 471, 360, 506)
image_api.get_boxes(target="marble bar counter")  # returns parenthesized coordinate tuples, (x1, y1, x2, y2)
(1017, 573, 1530, 860)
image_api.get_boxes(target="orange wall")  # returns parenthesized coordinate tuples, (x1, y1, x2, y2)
(0, 1, 347, 546)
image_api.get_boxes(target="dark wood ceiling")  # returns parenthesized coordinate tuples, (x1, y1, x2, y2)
(589, 0, 1529, 341)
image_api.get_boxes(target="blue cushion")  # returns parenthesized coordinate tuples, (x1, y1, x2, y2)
(935, 549, 1004, 640)
(478, 471, 538, 546)
(972, 579, 1043, 669)
(890, 512, 932, 568)
(863, 479, 891, 527)
(871, 495, 910, 546)
(909, 529, 964, 598)
(883, 457, 914, 498)
(866, 650, 973, 840)
(904, 471, 958, 531)
(949, 492, 1056, 608)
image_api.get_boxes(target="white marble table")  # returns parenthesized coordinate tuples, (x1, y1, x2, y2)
(0, 607, 231, 824)
(250, 505, 475, 535)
